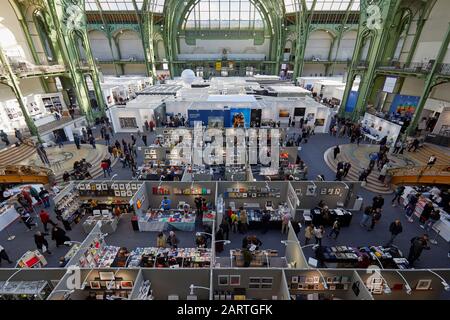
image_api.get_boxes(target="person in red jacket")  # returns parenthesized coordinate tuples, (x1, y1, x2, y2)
(100, 159, 110, 178)
(39, 209, 56, 232)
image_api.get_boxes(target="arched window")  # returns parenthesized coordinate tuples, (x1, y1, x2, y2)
(34, 11, 55, 62)
(185, 0, 265, 30)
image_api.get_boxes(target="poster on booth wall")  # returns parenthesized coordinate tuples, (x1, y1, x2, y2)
(229, 108, 251, 128)
(389, 94, 420, 117)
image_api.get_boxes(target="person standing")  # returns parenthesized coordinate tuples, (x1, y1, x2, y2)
(372, 195, 385, 210)
(39, 187, 51, 208)
(239, 209, 249, 234)
(100, 159, 110, 178)
(313, 225, 325, 247)
(408, 138, 420, 152)
(392, 140, 402, 154)
(426, 155, 437, 169)
(0, 130, 10, 146)
(328, 219, 341, 240)
(333, 145, 340, 160)
(20, 210, 37, 230)
(39, 209, 56, 232)
(391, 185, 405, 207)
(104, 132, 110, 146)
(405, 192, 420, 222)
(230, 211, 239, 233)
(166, 231, 179, 249)
(304, 224, 313, 245)
(156, 232, 167, 248)
(73, 133, 81, 150)
(142, 134, 147, 147)
(281, 211, 292, 234)
(424, 209, 441, 232)
(34, 231, 52, 254)
(14, 128, 23, 143)
(419, 200, 434, 227)
(408, 234, 430, 267)
(0, 244, 13, 264)
(385, 220, 403, 246)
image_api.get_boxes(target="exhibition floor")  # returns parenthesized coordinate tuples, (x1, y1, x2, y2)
(0, 128, 449, 269)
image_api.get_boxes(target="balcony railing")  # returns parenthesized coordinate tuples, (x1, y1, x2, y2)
(436, 63, 450, 76)
(377, 61, 432, 74)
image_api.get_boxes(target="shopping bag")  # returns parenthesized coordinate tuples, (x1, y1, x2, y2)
(42, 245, 47, 253)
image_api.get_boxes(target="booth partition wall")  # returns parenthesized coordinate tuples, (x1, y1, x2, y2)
(2, 180, 449, 301)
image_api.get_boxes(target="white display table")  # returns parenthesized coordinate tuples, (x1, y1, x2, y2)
(0, 206, 20, 232)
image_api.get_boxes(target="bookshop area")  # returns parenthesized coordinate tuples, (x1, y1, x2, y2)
(1, 179, 450, 300)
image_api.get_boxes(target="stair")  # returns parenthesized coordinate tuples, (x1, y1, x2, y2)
(324, 146, 393, 194)
(400, 143, 450, 166)
(54, 146, 118, 184)
(0, 143, 37, 165)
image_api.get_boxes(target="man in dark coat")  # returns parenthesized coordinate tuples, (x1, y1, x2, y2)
(385, 220, 403, 246)
(408, 234, 430, 266)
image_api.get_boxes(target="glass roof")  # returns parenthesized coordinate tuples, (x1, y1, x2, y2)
(185, 0, 265, 30)
(85, 0, 165, 13)
(284, 0, 360, 13)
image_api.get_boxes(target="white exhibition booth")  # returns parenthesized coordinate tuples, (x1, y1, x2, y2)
(297, 76, 345, 89)
(361, 112, 402, 145)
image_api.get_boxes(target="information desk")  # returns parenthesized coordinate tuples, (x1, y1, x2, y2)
(138, 209, 215, 232)
(231, 249, 279, 267)
(321, 246, 408, 269)
(310, 208, 352, 227)
(127, 247, 211, 268)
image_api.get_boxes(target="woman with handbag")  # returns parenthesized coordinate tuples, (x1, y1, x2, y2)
(34, 231, 52, 254)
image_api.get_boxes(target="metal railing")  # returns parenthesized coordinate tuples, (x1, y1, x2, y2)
(388, 164, 450, 179)
(377, 61, 433, 74)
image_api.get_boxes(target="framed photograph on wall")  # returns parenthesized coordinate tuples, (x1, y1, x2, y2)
(229, 275, 240, 286)
(119, 184, 125, 190)
(248, 284, 260, 289)
(89, 281, 101, 289)
(120, 281, 134, 289)
(218, 275, 229, 286)
(126, 190, 133, 197)
(101, 183, 108, 191)
(416, 279, 432, 290)
(291, 276, 298, 284)
(114, 190, 121, 197)
(120, 191, 127, 197)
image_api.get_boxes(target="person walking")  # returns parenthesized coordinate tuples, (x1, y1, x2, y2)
(385, 220, 403, 246)
(0, 244, 13, 264)
(100, 159, 110, 178)
(52, 226, 70, 247)
(230, 211, 239, 233)
(14, 128, 23, 143)
(281, 211, 292, 234)
(166, 231, 179, 249)
(368, 208, 382, 231)
(360, 205, 373, 228)
(104, 132, 110, 146)
(391, 185, 405, 207)
(408, 138, 420, 152)
(261, 210, 272, 234)
(328, 219, 341, 240)
(313, 225, 325, 247)
(39, 209, 56, 232)
(220, 217, 230, 240)
(20, 210, 37, 231)
(343, 162, 351, 178)
(304, 224, 313, 245)
(89, 135, 96, 149)
(407, 234, 430, 267)
(34, 231, 52, 254)
(333, 145, 340, 160)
